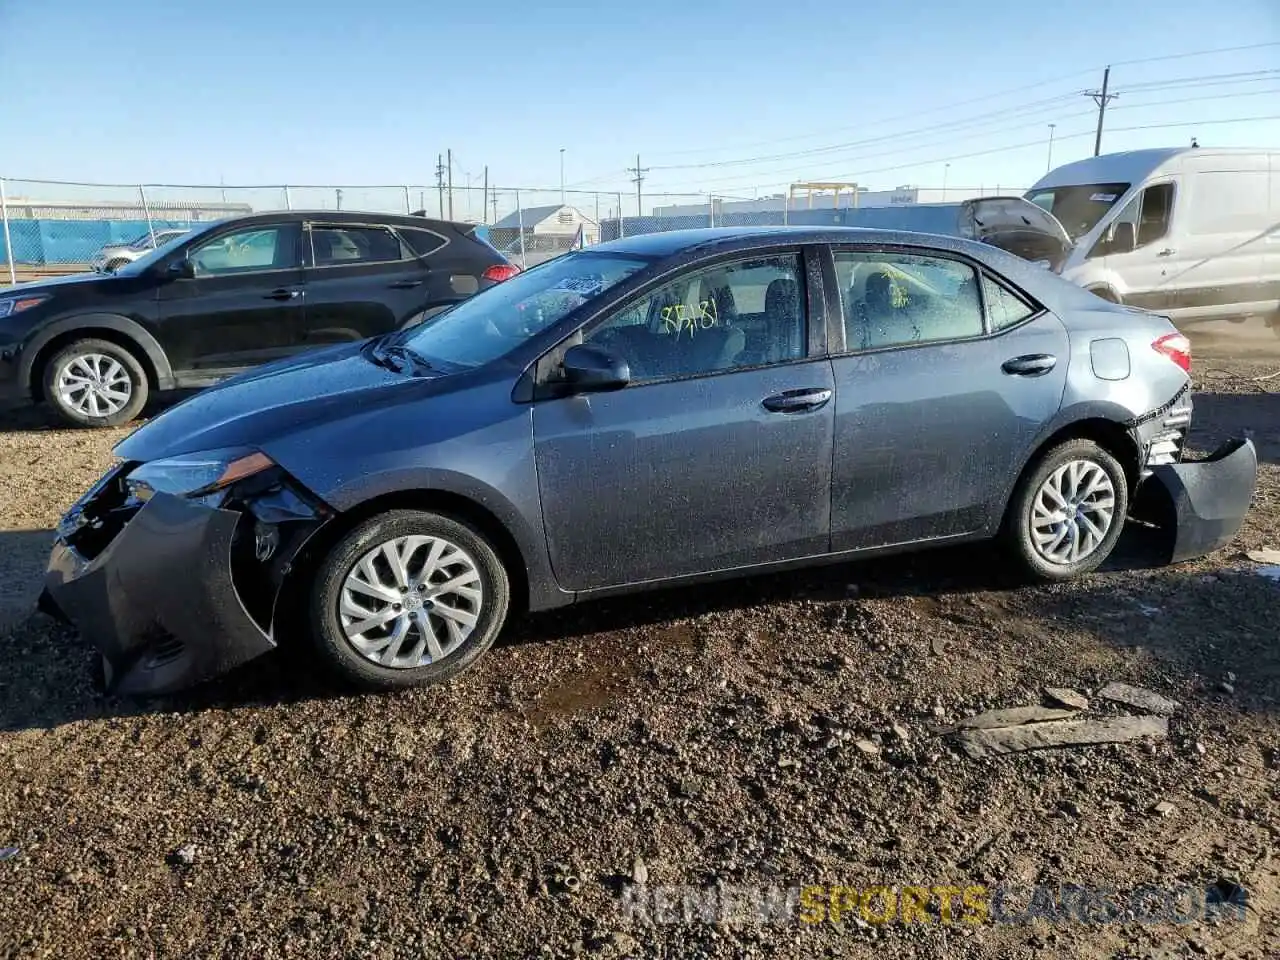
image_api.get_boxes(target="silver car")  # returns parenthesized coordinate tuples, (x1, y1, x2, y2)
(91, 229, 189, 273)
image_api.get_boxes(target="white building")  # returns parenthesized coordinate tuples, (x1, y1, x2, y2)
(492, 204, 600, 244)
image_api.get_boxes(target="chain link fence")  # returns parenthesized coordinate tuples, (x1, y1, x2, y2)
(0, 178, 1026, 284)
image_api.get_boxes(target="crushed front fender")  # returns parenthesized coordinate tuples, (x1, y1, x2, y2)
(45, 492, 276, 696)
(1146, 437, 1258, 563)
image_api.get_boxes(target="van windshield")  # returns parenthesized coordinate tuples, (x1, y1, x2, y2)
(1024, 182, 1129, 240)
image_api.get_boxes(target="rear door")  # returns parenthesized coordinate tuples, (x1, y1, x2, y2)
(155, 220, 304, 375)
(298, 221, 430, 348)
(828, 245, 1068, 551)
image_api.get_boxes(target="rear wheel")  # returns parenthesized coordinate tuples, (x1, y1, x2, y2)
(42, 338, 149, 428)
(1003, 439, 1129, 580)
(310, 510, 510, 690)
(104, 258, 130, 273)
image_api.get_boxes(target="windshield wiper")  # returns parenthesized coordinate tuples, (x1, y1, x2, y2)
(364, 340, 432, 374)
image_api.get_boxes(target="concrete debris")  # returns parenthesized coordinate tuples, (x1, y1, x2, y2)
(1043, 687, 1090, 711)
(954, 706, 1080, 730)
(631, 857, 648, 886)
(1151, 801, 1177, 817)
(853, 740, 881, 756)
(1097, 682, 1180, 716)
(954, 715, 1168, 759)
(1245, 548, 1280, 564)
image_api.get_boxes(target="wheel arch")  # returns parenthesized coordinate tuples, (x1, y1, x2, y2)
(275, 488, 539, 640)
(997, 414, 1142, 533)
(22, 314, 174, 401)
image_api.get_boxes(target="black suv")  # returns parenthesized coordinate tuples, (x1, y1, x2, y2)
(0, 211, 517, 427)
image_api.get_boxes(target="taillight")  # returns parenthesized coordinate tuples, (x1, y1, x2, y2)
(1151, 332, 1192, 372)
(483, 263, 520, 283)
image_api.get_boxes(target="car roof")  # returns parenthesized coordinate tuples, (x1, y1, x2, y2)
(206, 209, 473, 231)
(595, 225, 990, 258)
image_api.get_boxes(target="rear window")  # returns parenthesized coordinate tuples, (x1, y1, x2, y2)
(310, 225, 404, 265)
(399, 227, 448, 257)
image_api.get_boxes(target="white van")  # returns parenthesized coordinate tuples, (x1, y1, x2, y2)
(1025, 147, 1280, 321)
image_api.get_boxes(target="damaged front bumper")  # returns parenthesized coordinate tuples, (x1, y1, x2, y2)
(41, 462, 327, 695)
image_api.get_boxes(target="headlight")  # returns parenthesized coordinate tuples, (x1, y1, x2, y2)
(0, 294, 50, 318)
(125, 448, 275, 505)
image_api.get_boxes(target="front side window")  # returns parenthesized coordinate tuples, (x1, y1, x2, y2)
(1089, 182, 1174, 258)
(399, 252, 648, 369)
(837, 251, 984, 350)
(310, 225, 404, 266)
(585, 254, 806, 382)
(189, 224, 299, 276)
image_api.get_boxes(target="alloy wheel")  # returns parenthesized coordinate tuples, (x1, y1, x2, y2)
(338, 535, 483, 668)
(56, 353, 133, 420)
(1029, 459, 1117, 565)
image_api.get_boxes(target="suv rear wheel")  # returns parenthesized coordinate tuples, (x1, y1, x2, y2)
(42, 338, 150, 428)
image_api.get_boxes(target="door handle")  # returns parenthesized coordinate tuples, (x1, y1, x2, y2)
(264, 288, 301, 301)
(762, 388, 832, 413)
(389, 279, 423, 289)
(1001, 354, 1057, 377)
(1156, 248, 1177, 257)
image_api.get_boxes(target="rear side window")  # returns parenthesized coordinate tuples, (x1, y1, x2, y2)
(310, 225, 404, 266)
(836, 250, 984, 350)
(982, 275, 1036, 330)
(399, 227, 448, 257)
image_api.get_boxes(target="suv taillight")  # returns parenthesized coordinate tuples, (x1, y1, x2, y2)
(483, 263, 520, 283)
(1152, 332, 1192, 373)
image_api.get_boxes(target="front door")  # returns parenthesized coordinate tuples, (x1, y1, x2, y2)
(532, 250, 835, 592)
(299, 222, 430, 349)
(156, 221, 304, 375)
(829, 247, 1069, 550)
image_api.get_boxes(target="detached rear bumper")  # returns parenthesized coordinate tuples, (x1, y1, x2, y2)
(44, 492, 277, 695)
(1146, 437, 1258, 563)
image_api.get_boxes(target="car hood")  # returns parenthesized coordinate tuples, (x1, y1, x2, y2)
(5, 272, 115, 294)
(115, 342, 451, 461)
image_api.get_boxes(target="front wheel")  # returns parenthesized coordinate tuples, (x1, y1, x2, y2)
(1002, 439, 1129, 580)
(310, 510, 510, 690)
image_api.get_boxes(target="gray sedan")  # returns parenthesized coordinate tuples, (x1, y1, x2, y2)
(43, 227, 1257, 695)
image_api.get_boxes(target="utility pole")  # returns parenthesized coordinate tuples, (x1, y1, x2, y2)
(482, 166, 489, 225)
(436, 154, 445, 219)
(1085, 66, 1117, 157)
(446, 148, 454, 220)
(1046, 123, 1057, 172)
(627, 154, 649, 218)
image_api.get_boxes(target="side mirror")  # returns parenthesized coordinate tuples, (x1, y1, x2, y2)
(1111, 221, 1137, 254)
(561, 343, 630, 392)
(167, 258, 195, 280)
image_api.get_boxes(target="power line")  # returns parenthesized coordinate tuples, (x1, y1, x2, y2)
(1109, 40, 1280, 68)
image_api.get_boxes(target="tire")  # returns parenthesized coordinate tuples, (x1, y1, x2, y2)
(310, 509, 510, 690)
(1002, 439, 1129, 581)
(42, 338, 149, 428)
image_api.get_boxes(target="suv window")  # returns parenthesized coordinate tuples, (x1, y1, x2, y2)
(586, 254, 805, 382)
(836, 250, 984, 350)
(982, 274, 1036, 330)
(310, 225, 404, 266)
(399, 227, 448, 257)
(189, 224, 299, 276)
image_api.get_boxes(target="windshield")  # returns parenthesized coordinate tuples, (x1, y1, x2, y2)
(399, 252, 649, 368)
(1024, 183, 1130, 240)
(113, 221, 223, 276)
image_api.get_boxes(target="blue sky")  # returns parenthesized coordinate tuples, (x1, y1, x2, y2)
(1, 0, 1278, 209)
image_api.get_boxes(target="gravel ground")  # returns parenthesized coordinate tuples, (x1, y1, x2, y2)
(0, 358, 1278, 959)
